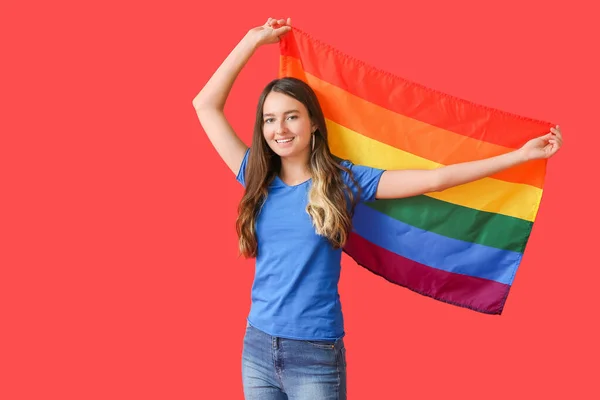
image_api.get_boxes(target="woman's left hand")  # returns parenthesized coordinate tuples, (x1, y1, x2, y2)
(520, 125, 563, 161)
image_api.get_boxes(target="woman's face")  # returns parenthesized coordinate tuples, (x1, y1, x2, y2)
(262, 91, 315, 159)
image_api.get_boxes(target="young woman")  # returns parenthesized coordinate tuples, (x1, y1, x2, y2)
(193, 17, 563, 400)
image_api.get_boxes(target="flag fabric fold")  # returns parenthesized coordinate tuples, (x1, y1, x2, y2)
(278, 28, 553, 314)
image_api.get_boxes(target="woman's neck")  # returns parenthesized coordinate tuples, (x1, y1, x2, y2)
(279, 156, 311, 186)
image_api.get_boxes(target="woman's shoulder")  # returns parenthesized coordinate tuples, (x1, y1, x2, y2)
(336, 158, 383, 176)
(335, 158, 386, 202)
(333, 156, 358, 171)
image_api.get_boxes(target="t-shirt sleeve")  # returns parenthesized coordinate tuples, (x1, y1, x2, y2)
(236, 148, 251, 187)
(340, 160, 385, 203)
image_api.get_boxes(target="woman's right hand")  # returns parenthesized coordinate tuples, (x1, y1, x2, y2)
(246, 17, 292, 47)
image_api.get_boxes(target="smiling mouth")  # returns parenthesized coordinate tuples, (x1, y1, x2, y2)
(275, 138, 294, 144)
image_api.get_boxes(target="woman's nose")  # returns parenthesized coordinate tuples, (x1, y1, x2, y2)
(275, 121, 286, 134)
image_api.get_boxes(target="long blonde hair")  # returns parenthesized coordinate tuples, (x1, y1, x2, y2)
(236, 77, 360, 258)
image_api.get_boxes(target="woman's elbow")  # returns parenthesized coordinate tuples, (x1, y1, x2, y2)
(429, 170, 446, 193)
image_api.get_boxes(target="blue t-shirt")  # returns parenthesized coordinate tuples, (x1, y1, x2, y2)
(236, 148, 384, 341)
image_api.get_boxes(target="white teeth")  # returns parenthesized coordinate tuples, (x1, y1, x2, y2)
(276, 138, 294, 143)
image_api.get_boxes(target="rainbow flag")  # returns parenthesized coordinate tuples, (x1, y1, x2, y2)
(279, 28, 553, 314)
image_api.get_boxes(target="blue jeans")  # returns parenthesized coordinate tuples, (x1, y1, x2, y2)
(242, 323, 347, 400)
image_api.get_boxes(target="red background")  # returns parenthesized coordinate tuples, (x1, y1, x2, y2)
(2, 0, 598, 399)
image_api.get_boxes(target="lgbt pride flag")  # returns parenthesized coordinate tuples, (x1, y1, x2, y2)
(279, 28, 553, 314)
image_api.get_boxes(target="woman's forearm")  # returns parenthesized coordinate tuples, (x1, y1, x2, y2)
(435, 149, 528, 191)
